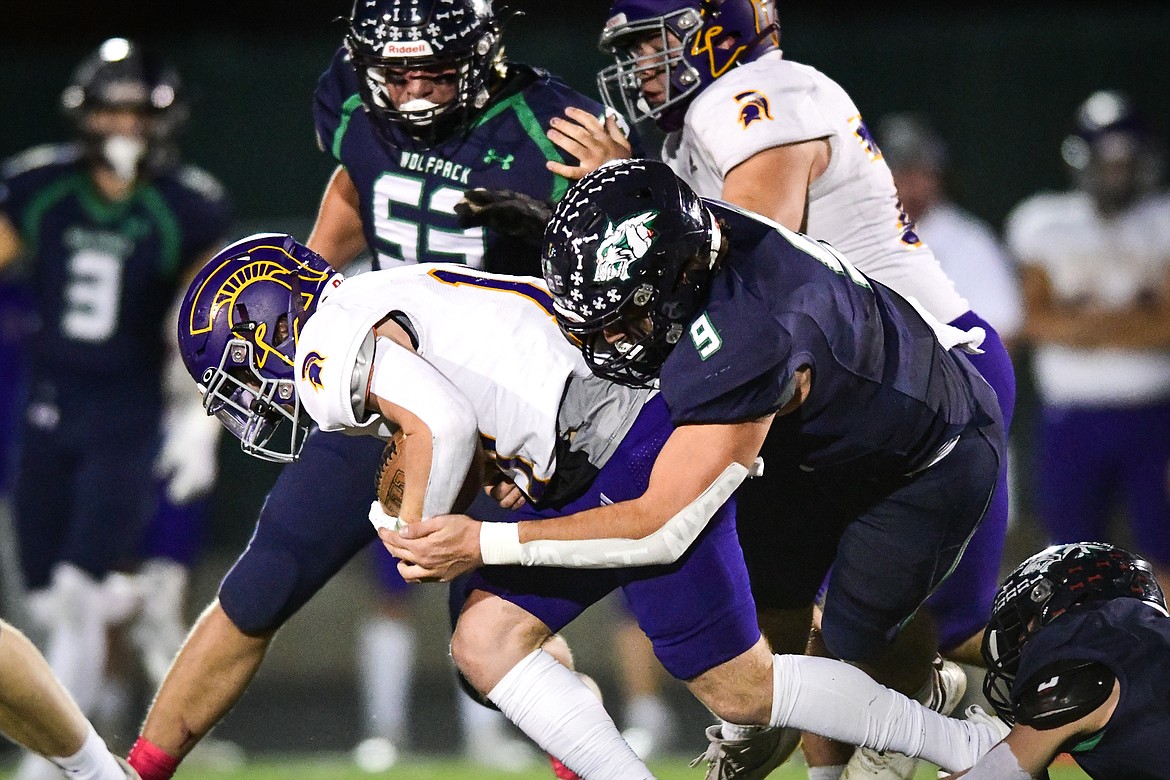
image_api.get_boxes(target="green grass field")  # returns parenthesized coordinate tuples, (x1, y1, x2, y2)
(172, 757, 1089, 779)
(0, 754, 1089, 779)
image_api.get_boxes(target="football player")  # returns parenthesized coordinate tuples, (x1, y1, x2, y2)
(1006, 91, 1170, 592)
(386, 160, 1011, 777)
(174, 232, 1009, 780)
(535, 3, 1020, 775)
(0, 619, 139, 779)
(973, 542, 1170, 779)
(124, 2, 638, 778)
(0, 37, 231, 780)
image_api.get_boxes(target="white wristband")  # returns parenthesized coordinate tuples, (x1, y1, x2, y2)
(368, 501, 405, 534)
(480, 522, 522, 566)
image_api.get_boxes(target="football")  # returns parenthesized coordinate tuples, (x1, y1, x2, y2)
(374, 429, 490, 521)
(375, 429, 408, 517)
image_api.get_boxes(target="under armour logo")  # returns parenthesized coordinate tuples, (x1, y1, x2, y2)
(484, 149, 514, 170)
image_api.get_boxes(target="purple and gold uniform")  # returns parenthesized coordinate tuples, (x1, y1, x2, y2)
(218, 57, 632, 632)
(0, 143, 230, 587)
(659, 201, 1005, 661)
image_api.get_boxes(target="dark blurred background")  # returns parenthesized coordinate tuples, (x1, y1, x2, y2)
(5, 2, 1170, 230)
(3, 0, 1170, 762)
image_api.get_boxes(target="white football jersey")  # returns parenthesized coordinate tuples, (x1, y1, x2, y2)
(294, 263, 593, 500)
(1006, 191, 1170, 406)
(662, 52, 969, 323)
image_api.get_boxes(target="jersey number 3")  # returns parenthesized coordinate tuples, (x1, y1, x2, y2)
(61, 249, 123, 343)
(372, 172, 485, 268)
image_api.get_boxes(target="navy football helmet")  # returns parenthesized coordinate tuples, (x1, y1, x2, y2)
(1060, 90, 1163, 213)
(61, 37, 187, 180)
(345, 0, 505, 142)
(982, 542, 1167, 724)
(597, 0, 780, 131)
(543, 159, 721, 387)
(178, 234, 339, 463)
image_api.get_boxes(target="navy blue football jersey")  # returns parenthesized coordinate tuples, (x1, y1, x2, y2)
(659, 201, 1000, 475)
(0, 144, 231, 388)
(1013, 599, 1170, 779)
(314, 48, 636, 275)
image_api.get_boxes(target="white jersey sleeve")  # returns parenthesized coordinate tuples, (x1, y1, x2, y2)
(684, 54, 833, 178)
(665, 53, 971, 324)
(294, 298, 393, 439)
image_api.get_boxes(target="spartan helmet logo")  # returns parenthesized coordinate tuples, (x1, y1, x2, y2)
(735, 90, 773, 128)
(593, 211, 658, 283)
(187, 248, 332, 376)
(301, 351, 328, 392)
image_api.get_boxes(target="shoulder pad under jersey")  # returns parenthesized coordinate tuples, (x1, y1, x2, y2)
(1014, 658, 1116, 730)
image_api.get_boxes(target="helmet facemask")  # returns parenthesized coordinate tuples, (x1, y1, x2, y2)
(598, 8, 703, 132)
(199, 333, 308, 464)
(597, 1, 781, 133)
(179, 233, 339, 464)
(981, 542, 1168, 724)
(345, 0, 505, 148)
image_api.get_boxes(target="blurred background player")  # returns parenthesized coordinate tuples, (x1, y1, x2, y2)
(975, 542, 1170, 778)
(874, 112, 1024, 350)
(1005, 90, 1170, 589)
(125, 3, 636, 779)
(355, 546, 537, 772)
(540, 2, 1018, 776)
(0, 618, 139, 779)
(0, 37, 231, 780)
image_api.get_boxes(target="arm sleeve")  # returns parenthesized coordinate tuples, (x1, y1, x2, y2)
(480, 461, 751, 568)
(369, 336, 479, 518)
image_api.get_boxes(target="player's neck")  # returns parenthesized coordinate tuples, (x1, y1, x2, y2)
(90, 166, 138, 202)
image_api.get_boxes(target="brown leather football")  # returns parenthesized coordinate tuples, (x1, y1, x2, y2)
(374, 429, 408, 517)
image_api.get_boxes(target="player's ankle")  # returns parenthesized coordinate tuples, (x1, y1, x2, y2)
(127, 736, 181, 780)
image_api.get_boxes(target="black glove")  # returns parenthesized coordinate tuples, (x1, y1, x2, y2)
(454, 188, 553, 244)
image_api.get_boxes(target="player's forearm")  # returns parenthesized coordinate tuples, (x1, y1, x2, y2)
(306, 167, 367, 270)
(370, 338, 479, 519)
(481, 461, 750, 569)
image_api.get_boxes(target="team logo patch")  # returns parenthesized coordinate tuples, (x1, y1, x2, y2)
(301, 351, 327, 392)
(593, 211, 658, 283)
(735, 90, 773, 128)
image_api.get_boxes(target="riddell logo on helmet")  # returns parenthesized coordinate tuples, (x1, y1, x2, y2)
(379, 41, 435, 57)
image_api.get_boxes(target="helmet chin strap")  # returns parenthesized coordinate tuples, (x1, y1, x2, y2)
(101, 135, 146, 182)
